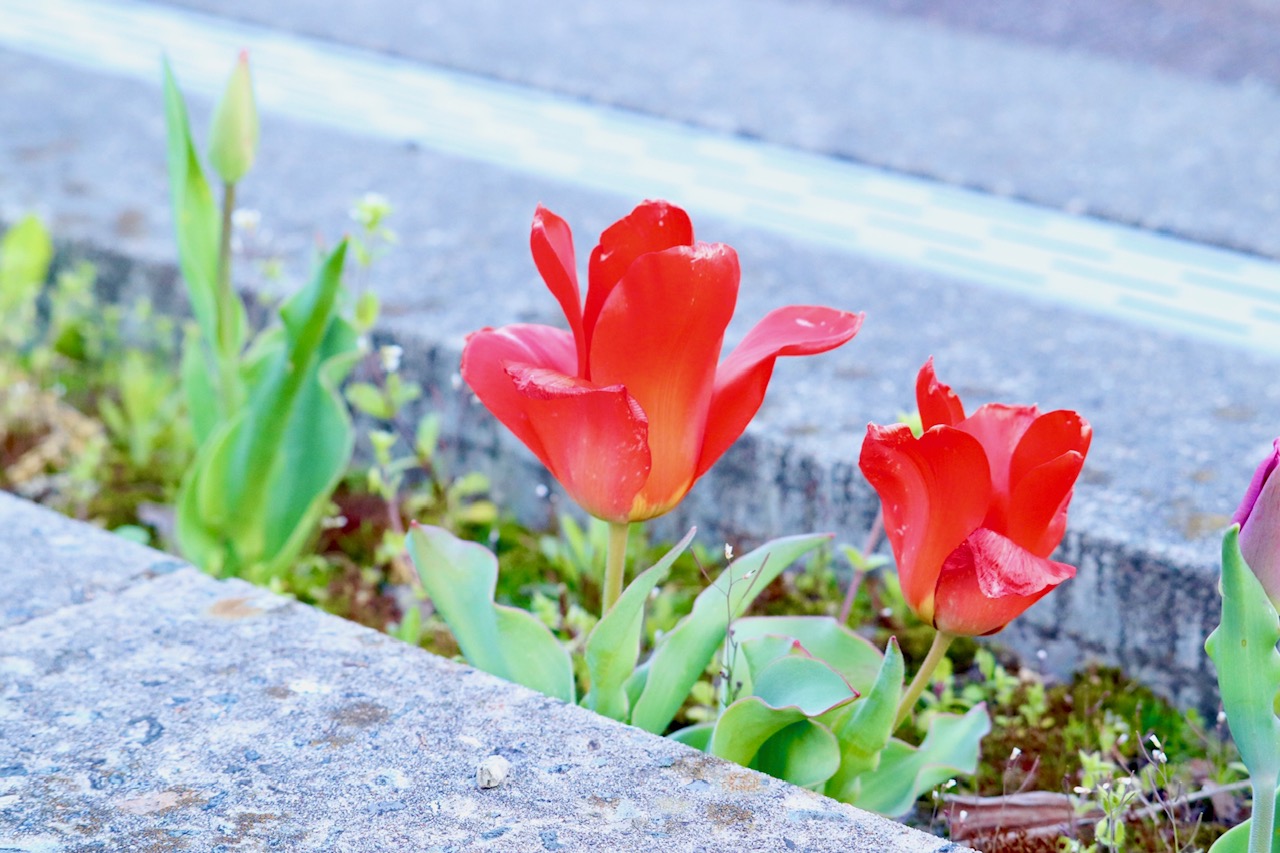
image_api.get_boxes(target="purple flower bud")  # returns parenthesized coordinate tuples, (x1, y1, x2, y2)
(1234, 438, 1280, 606)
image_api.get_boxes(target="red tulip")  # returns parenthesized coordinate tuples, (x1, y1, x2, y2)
(462, 200, 864, 523)
(859, 358, 1091, 636)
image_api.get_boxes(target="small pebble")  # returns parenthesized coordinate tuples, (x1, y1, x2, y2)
(477, 755, 511, 789)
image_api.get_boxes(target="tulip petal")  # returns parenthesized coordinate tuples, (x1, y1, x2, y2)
(1239, 446, 1280, 604)
(956, 403, 1039, 531)
(506, 364, 651, 523)
(584, 200, 693, 351)
(1007, 451, 1085, 557)
(1009, 410, 1092, 490)
(461, 324, 578, 470)
(531, 205, 587, 375)
(1002, 410, 1091, 555)
(858, 423, 992, 622)
(696, 306, 864, 477)
(1234, 438, 1280, 528)
(916, 357, 965, 429)
(590, 243, 739, 519)
(932, 527, 1075, 636)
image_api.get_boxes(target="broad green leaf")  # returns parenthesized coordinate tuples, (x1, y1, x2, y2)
(733, 634, 800, 699)
(847, 703, 990, 817)
(825, 638, 904, 803)
(628, 533, 830, 734)
(0, 215, 53, 319)
(1206, 527, 1280, 853)
(582, 529, 696, 720)
(408, 526, 574, 703)
(407, 525, 506, 678)
(731, 616, 883, 695)
(495, 605, 575, 703)
(753, 719, 841, 790)
(752, 655, 857, 716)
(1206, 527, 1280, 781)
(668, 722, 713, 751)
(711, 696, 809, 768)
(175, 243, 356, 577)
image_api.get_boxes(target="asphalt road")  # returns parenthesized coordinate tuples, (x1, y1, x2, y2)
(828, 0, 1280, 87)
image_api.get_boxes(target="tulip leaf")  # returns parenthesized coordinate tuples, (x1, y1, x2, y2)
(668, 722, 714, 751)
(753, 719, 842, 790)
(175, 242, 357, 579)
(751, 655, 858, 717)
(710, 696, 810, 768)
(1206, 526, 1280, 853)
(408, 525, 574, 704)
(628, 533, 830, 734)
(731, 615, 884, 695)
(845, 703, 990, 817)
(732, 634, 799, 699)
(494, 605, 576, 704)
(824, 638, 905, 804)
(1207, 527, 1280, 780)
(408, 524, 506, 674)
(583, 528, 696, 720)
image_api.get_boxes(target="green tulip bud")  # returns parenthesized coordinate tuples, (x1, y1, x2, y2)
(208, 50, 259, 184)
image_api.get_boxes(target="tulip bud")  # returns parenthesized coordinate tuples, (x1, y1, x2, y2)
(1233, 437, 1280, 606)
(208, 51, 259, 184)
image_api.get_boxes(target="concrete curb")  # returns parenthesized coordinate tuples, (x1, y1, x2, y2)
(0, 493, 967, 851)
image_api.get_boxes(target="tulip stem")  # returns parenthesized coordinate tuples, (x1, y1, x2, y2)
(1249, 771, 1277, 853)
(894, 630, 955, 731)
(215, 180, 240, 419)
(602, 521, 630, 615)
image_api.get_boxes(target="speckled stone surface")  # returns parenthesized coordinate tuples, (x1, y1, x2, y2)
(0, 507, 963, 852)
(0, 45, 1273, 711)
(0, 492, 186, 630)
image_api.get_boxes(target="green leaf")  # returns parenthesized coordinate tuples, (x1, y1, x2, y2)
(180, 326, 220, 447)
(582, 529, 696, 721)
(175, 243, 357, 578)
(346, 381, 392, 419)
(668, 722, 713, 751)
(408, 525, 574, 703)
(751, 655, 857, 716)
(846, 703, 990, 817)
(628, 533, 830, 735)
(1206, 527, 1280, 781)
(753, 720, 841, 790)
(711, 696, 810, 768)
(0, 214, 53, 320)
(824, 638, 904, 803)
(731, 615, 884, 695)
(407, 525, 506, 675)
(494, 605, 575, 703)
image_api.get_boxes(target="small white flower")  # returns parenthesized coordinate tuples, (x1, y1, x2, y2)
(534, 484, 549, 498)
(378, 344, 403, 374)
(724, 544, 734, 561)
(1148, 734, 1161, 749)
(1153, 749, 1167, 765)
(232, 208, 261, 231)
(1008, 747, 1022, 762)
